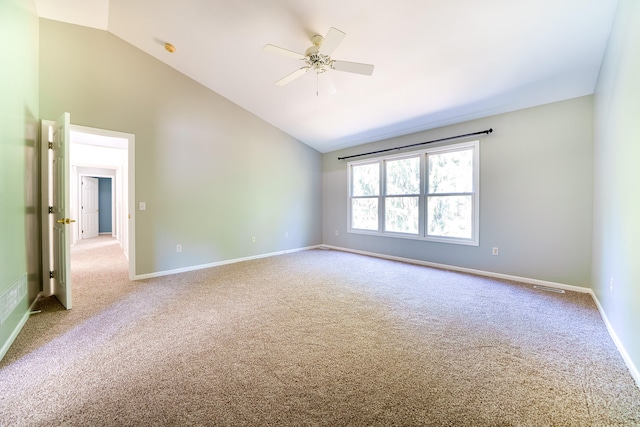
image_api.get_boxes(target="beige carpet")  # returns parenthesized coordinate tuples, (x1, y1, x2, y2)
(1, 236, 639, 426)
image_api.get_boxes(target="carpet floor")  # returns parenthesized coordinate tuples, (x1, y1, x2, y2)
(1, 236, 639, 426)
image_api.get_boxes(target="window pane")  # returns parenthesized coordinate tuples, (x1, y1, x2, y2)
(386, 157, 420, 195)
(351, 198, 379, 230)
(428, 149, 473, 194)
(427, 195, 472, 238)
(385, 197, 419, 234)
(352, 163, 379, 197)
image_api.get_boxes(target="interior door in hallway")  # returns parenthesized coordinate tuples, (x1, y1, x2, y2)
(81, 176, 99, 239)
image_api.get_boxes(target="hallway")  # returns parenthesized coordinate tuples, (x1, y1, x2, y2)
(0, 236, 132, 366)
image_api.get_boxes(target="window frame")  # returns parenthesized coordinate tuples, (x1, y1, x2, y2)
(347, 140, 479, 246)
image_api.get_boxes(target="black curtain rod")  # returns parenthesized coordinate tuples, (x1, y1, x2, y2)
(337, 128, 493, 160)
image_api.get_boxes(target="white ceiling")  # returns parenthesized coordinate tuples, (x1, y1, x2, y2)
(34, 0, 618, 153)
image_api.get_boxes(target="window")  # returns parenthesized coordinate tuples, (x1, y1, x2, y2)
(384, 156, 420, 234)
(348, 140, 479, 245)
(350, 162, 379, 231)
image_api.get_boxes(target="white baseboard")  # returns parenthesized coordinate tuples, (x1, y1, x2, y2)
(321, 245, 591, 293)
(0, 292, 42, 362)
(134, 245, 322, 280)
(321, 244, 640, 389)
(588, 291, 640, 389)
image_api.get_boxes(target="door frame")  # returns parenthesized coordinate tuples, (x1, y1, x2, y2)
(41, 120, 136, 287)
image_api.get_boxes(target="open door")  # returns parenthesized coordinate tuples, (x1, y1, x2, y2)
(50, 112, 73, 309)
(81, 176, 99, 239)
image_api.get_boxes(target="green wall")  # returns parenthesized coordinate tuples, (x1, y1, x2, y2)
(592, 0, 640, 381)
(323, 96, 594, 288)
(39, 19, 322, 276)
(0, 0, 41, 357)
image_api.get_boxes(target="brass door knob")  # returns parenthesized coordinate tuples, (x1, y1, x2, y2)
(56, 218, 76, 224)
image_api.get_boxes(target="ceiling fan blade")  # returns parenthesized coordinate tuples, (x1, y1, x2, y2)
(318, 27, 346, 55)
(275, 67, 309, 86)
(263, 44, 305, 60)
(331, 60, 375, 76)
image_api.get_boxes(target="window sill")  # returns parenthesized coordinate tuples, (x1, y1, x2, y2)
(348, 229, 479, 246)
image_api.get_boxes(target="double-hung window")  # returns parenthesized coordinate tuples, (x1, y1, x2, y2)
(384, 156, 420, 235)
(348, 140, 479, 246)
(350, 161, 380, 231)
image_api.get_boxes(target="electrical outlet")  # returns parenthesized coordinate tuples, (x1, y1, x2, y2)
(335, 230, 339, 236)
(492, 247, 499, 256)
(610, 278, 614, 294)
(251, 236, 256, 243)
(176, 244, 182, 253)
(285, 232, 289, 238)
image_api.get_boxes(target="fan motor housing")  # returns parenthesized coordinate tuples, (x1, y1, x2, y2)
(305, 45, 321, 56)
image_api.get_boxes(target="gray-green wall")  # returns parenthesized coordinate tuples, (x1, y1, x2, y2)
(592, 0, 640, 379)
(0, 0, 41, 357)
(323, 96, 594, 288)
(39, 19, 322, 276)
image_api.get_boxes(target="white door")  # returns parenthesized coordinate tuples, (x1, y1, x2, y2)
(51, 112, 73, 309)
(81, 176, 99, 239)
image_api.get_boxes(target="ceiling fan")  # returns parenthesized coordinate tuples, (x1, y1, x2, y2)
(263, 27, 375, 89)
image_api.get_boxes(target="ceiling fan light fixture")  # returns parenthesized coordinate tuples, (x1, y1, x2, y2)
(306, 52, 332, 73)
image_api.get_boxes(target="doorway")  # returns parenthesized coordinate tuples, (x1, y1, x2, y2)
(97, 177, 113, 236)
(69, 125, 135, 279)
(41, 119, 136, 305)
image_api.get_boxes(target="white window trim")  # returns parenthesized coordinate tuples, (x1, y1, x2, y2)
(347, 140, 480, 246)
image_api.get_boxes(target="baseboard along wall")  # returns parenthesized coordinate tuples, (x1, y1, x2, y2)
(133, 245, 322, 281)
(0, 290, 42, 362)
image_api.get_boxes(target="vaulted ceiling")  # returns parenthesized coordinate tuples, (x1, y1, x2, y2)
(34, 0, 618, 153)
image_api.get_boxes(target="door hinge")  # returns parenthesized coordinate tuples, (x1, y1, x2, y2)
(49, 271, 54, 279)
(48, 206, 53, 214)
(48, 141, 53, 150)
